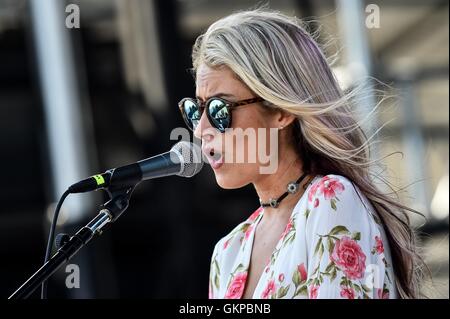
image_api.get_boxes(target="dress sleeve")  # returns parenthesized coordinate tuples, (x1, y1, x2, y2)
(304, 175, 393, 299)
(208, 240, 222, 299)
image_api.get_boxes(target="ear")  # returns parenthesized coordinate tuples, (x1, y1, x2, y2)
(274, 109, 297, 129)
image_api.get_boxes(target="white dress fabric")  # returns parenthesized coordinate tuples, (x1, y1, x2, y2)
(208, 174, 397, 299)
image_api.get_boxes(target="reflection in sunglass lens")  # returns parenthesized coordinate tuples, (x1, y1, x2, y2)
(208, 99, 230, 131)
(183, 100, 200, 129)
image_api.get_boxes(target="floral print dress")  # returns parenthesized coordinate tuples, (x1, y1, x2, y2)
(208, 174, 397, 299)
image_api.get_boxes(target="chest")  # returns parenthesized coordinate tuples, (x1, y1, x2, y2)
(241, 222, 285, 298)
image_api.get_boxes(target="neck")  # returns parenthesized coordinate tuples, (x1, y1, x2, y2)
(253, 151, 310, 220)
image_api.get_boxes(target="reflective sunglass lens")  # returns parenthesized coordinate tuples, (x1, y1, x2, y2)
(183, 100, 200, 129)
(208, 99, 230, 131)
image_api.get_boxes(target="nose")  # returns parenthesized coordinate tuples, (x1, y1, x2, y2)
(193, 109, 215, 142)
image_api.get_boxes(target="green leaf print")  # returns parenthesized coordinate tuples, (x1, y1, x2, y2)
(234, 263, 245, 273)
(214, 259, 220, 276)
(327, 237, 335, 254)
(214, 274, 220, 290)
(328, 225, 350, 236)
(330, 198, 337, 210)
(292, 269, 300, 287)
(314, 237, 323, 255)
(330, 267, 337, 282)
(318, 243, 324, 259)
(352, 232, 361, 241)
(361, 284, 371, 293)
(324, 261, 334, 273)
(294, 285, 308, 297)
(304, 209, 310, 220)
(277, 286, 290, 298)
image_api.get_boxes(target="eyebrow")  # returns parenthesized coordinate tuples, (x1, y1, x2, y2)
(195, 93, 236, 101)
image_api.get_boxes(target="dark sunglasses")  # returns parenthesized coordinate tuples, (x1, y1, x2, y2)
(178, 96, 265, 133)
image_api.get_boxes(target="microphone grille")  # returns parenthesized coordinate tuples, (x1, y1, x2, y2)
(171, 141, 203, 178)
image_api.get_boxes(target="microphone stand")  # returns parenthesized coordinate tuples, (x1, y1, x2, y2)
(8, 185, 135, 299)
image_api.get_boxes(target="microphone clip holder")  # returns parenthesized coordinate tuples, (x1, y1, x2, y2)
(8, 184, 136, 299)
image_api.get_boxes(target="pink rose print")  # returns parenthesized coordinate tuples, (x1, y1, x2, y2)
(298, 263, 307, 282)
(316, 176, 345, 200)
(280, 221, 293, 241)
(244, 225, 254, 240)
(375, 236, 384, 254)
(377, 288, 389, 299)
(223, 238, 231, 250)
(278, 273, 285, 282)
(313, 198, 320, 208)
(225, 272, 247, 299)
(208, 282, 213, 299)
(308, 181, 320, 202)
(265, 258, 271, 273)
(309, 284, 319, 299)
(248, 207, 263, 222)
(340, 286, 356, 299)
(330, 236, 367, 280)
(261, 279, 276, 299)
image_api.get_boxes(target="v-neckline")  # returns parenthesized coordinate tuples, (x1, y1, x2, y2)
(240, 175, 321, 299)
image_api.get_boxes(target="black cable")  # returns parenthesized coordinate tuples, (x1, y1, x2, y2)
(41, 189, 71, 299)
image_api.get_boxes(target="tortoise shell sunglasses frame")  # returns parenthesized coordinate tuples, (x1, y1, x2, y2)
(178, 96, 265, 133)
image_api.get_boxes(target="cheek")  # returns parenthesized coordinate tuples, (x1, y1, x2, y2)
(222, 123, 274, 166)
(213, 131, 264, 190)
(210, 108, 276, 189)
(228, 110, 270, 158)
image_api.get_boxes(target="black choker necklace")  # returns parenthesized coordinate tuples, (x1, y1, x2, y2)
(259, 172, 308, 208)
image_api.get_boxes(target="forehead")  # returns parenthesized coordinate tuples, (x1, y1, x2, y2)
(195, 64, 250, 99)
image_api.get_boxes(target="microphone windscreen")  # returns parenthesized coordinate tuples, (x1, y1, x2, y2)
(171, 141, 203, 178)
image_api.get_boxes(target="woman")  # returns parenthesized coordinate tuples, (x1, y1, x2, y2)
(178, 9, 425, 299)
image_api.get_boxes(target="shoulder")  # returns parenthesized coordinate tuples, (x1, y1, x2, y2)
(211, 206, 263, 257)
(304, 174, 379, 233)
(299, 175, 397, 298)
(306, 174, 369, 213)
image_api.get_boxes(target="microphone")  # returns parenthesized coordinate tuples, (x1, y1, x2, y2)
(68, 141, 203, 193)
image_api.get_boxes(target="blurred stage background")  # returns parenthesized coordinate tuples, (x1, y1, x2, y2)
(0, 0, 448, 298)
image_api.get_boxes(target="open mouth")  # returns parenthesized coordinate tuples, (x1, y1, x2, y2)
(203, 146, 224, 170)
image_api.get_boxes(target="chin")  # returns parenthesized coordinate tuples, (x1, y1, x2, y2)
(213, 168, 250, 189)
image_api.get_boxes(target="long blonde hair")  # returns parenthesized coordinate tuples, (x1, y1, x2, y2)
(191, 8, 427, 298)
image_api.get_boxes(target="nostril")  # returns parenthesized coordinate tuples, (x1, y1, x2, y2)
(210, 149, 214, 156)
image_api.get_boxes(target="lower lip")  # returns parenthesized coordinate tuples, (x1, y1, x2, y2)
(210, 155, 224, 170)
